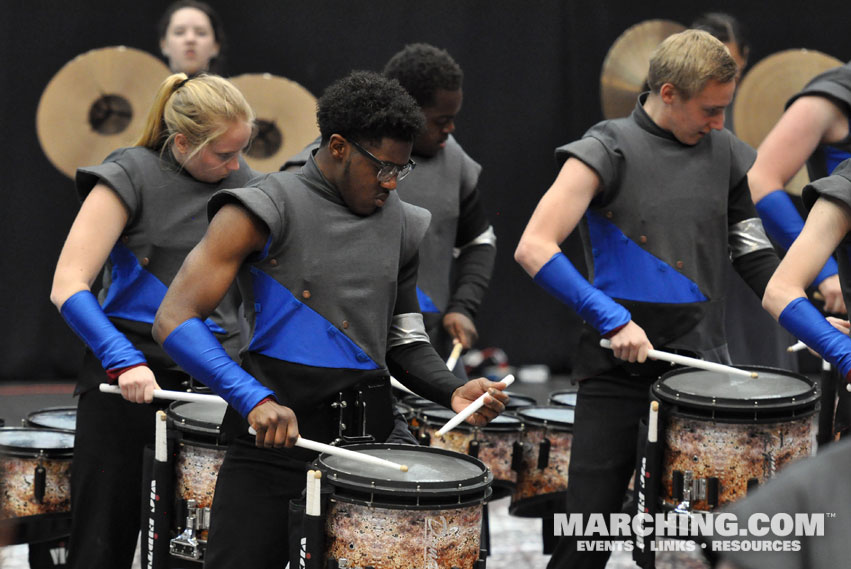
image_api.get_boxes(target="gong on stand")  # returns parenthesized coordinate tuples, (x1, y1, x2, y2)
(229, 73, 320, 173)
(599, 19, 685, 120)
(36, 46, 171, 178)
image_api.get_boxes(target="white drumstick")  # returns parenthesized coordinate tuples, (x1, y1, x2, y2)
(445, 342, 464, 371)
(648, 401, 658, 444)
(599, 339, 758, 379)
(296, 437, 408, 472)
(436, 374, 514, 436)
(99, 383, 227, 404)
(787, 341, 808, 353)
(100, 384, 410, 471)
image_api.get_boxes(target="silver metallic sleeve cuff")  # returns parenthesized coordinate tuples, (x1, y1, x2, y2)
(728, 218, 774, 260)
(388, 312, 430, 348)
(459, 225, 497, 250)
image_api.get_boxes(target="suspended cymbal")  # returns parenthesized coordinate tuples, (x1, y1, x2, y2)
(230, 73, 320, 173)
(36, 46, 171, 179)
(600, 19, 685, 119)
(734, 49, 842, 194)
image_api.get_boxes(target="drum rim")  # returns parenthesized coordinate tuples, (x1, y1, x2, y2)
(512, 405, 575, 429)
(653, 365, 820, 413)
(418, 406, 523, 431)
(315, 443, 493, 498)
(547, 390, 578, 407)
(166, 400, 226, 440)
(328, 485, 492, 510)
(0, 427, 74, 458)
(24, 406, 77, 433)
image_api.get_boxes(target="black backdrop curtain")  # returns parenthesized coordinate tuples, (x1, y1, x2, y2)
(2, 0, 849, 381)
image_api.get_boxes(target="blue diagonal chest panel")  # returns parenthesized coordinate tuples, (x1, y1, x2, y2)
(247, 267, 379, 369)
(586, 211, 707, 303)
(416, 286, 441, 314)
(101, 242, 226, 333)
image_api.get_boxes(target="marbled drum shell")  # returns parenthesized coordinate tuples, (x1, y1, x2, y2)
(511, 427, 572, 503)
(175, 442, 226, 539)
(325, 500, 483, 569)
(0, 456, 71, 518)
(661, 414, 816, 510)
(423, 426, 521, 486)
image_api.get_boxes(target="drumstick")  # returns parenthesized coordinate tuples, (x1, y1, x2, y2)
(99, 384, 226, 404)
(390, 376, 415, 395)
(436, 374, 515, 436)
(648, 401, 658, 444)
(787, 341, 807, 353)
(100, 384, 410, 471)
(296, 437, 408, 472)
(305, 470, 321, 516)
(445, 341, 464, 371)
(598, 339, 758, 379)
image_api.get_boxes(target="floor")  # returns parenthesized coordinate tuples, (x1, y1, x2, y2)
(0, 374, 711, 569)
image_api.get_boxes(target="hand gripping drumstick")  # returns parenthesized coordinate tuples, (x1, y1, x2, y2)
(99, 384, 410, 471)
(436, 374, 515, 436)
(599, 339, 758, 379)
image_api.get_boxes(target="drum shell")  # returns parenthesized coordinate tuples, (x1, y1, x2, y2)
(509, 406, 575, 518)
(418, 407, 523, 499)
(315, 444, 491, 569)
(167, 401, 227, 544)
(653, 366, 819, 512)
(0, 428, 74, 544)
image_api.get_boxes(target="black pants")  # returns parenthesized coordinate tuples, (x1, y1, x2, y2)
(202, 437, 312, 569)
(67, 353, 186, 569)
(547, 370, 658, 569)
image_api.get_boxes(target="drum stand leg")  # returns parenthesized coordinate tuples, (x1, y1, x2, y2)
(480, 503, 491, 557)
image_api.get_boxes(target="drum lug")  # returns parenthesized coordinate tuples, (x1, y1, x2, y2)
(170, 499, 203, 561)
(510, 441, 524, 472)
(33, 461, 47, 504)
(468, 439, 480, 459)
(537, 438, 551, 470)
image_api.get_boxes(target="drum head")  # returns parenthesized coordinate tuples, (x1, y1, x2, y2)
(167, 400, 227, 438)
(316, 444, 491, 502)
(548, 390, 578, 407)
(420, 407, 522, 431)
(515, 406, 575, 429)
(0, 428, 74, 458)
(25, 407, 77, 432)
(504, 391, 537, 410)
(401, 395, 445, 409)
(653, 366, 819, 417)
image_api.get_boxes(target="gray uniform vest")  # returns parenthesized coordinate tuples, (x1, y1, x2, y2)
(210, 155, 431, 369)
(556, 96, 756, 377)
(75, 146, 254, 360)
(787, 62, 851, 180)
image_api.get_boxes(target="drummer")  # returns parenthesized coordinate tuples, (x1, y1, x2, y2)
(514, 30, 780, 569)
(747, 58, 851, 315)
(284, 43, 497, 377)
(158, 0, 226, 76)
(152, 70, 509, 568)
(49, 74, 255, 569)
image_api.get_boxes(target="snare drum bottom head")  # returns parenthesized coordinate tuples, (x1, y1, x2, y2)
(325, 501, 482, 569)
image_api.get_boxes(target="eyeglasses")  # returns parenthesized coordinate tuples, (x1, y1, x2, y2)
(349, 139, 416, 183)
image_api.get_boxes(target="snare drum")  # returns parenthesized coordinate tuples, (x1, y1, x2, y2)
(504, 391, 537, 411)
(509, 406, 575, 518)
(653, 366, 819, 512)
(166, 400, 227, 560)
(547, 389, 577, 408)
(0, 428, 74, 544)
(316, 444, 492, 569)
(25, 407, 77, 433)
(417, 407, 523, 499)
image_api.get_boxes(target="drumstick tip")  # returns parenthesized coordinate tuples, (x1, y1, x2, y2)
(401, 464, 409, 472)
(313, 470, 322, 479)
(650, 401, 658, 412)
(750, 372, 759, 378)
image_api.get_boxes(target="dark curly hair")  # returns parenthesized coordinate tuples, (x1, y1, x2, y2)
(317, 71, 425, 146)
(382, 43, 463, 108)
(157, 0, 227, 75)
(691, 12, 749, 57)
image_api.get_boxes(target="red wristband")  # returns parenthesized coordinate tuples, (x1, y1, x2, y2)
(105, 363, 148, 383)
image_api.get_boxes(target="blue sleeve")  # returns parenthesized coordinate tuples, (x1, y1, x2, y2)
(779, 297, 851, 380)
(162, 317, 275, 417)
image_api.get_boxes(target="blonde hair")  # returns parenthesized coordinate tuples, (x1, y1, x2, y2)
(646, 29, 738, 99)
(135, 73, 254, 162)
